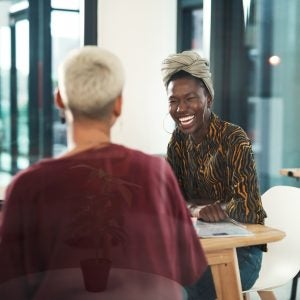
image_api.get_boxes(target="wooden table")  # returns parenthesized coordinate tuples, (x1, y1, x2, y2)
(200, 224, 286, 300)
(279, 168, 300, 179)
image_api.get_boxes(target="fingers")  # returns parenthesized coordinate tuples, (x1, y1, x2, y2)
(198, 203, 228, 222)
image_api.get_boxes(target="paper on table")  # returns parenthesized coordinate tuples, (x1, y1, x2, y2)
(194, 219, 254, 238)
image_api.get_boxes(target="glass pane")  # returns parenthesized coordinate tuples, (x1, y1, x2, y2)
(191, 9, 203, 52)
(15, 19, 29, 169)
(51, 0, 80, 10)
(245, 0, 300, 190)
(0, 26, 11, 175)
(9, 1, 29, 14)
(51, 10, 81, 156)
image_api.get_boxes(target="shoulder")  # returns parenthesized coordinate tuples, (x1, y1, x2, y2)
(117, 144, 173, 173)
(213, 115, 250, 146)
(169, 128, 187, 144)
(4, 159, 53, 203)
(117, 145, 182, 196)
(167, 128, 188, 155)
(9, 160, 49, 185)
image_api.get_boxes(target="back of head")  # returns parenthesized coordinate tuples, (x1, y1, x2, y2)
(58, 46, 125, 119)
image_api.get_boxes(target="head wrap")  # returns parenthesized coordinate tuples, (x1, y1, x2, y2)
(161, 50, 214, 100)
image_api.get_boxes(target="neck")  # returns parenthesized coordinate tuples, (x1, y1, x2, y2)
(63, 119, 111, 157)
(191, 111, 211, 144)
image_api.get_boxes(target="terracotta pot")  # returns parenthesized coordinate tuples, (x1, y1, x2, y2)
(80, 258, 112, 292)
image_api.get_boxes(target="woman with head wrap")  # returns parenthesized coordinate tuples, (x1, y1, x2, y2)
(161, 51, 267, 299)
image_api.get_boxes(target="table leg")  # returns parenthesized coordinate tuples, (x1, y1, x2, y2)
(206, 247, 243, 300)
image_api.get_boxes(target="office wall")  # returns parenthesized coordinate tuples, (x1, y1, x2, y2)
(98, 0, 176, 155)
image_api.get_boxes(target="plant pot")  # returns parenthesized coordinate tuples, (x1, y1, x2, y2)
(80, 258, 112, 292)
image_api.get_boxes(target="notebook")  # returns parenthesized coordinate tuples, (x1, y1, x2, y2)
(193, 218, 254, 238)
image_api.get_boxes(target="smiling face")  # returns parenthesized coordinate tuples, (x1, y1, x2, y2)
(167, 76, 212, 143)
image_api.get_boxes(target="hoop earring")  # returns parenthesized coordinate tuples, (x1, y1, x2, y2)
(163, 113, 175, 135)
(59, 109, 66, 124)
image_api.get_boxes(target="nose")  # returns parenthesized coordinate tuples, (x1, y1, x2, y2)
(176, 101, 187, 112)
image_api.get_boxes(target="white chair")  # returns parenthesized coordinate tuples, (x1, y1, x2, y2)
(244, 185, 300, 300)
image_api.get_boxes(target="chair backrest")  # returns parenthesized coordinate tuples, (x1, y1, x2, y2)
(251, 185, 300, 290)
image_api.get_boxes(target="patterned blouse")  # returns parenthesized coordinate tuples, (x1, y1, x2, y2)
(167, 112, 267, 224)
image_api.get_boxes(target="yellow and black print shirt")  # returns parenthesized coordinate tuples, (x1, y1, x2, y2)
(167, 113, 266, 224)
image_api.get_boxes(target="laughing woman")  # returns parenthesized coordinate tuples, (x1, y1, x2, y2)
(161, 51, 267, 299)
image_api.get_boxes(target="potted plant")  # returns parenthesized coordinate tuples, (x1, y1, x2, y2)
(65, 165, 140, 292)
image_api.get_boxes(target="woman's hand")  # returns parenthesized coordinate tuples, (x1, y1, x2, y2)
(198, 202, 228, 222)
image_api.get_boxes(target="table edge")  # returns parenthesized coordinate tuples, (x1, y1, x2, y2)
(200, 224, 286, 252)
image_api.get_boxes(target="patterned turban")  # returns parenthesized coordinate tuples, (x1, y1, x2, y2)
(161, 50, 214, 100)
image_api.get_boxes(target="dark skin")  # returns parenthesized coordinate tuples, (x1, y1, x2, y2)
(198, 203, 228, 223)
(167, 77, 227, 222)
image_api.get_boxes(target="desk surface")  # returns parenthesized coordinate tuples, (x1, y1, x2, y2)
(201, 224, 286, 252)
(280, 168, 300, 178)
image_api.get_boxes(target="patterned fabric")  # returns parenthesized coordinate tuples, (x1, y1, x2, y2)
(167, 112, 266, 224)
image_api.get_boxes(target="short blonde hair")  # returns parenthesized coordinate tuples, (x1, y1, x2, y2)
(58, 46, 125, 119)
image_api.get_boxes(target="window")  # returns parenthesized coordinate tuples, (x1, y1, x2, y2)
(177, 0, 203, 53)
(0, 0, 97, 181)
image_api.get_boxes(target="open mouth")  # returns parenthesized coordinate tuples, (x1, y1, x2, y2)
(179, 115, 195, 126)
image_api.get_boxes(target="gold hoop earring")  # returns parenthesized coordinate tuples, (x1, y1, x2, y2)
(163, 113, 175, 135)
(59, 109, 66, 124)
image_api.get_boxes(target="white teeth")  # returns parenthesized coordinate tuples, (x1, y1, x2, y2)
(179, 115, 194, 125)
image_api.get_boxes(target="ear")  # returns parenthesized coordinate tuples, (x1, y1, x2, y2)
(207, 95, 213, 109)
(54, 89, 65, 109)
(109, 94, 122, 127)
(113, 94, 122, 118)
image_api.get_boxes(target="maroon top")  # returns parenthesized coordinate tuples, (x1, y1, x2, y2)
(0, 144, 207, 298)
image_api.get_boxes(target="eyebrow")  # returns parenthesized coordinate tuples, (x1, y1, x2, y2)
(169, 92, 198, 99)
